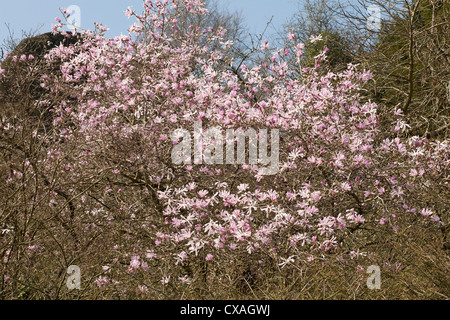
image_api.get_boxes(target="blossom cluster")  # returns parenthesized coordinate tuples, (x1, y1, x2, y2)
(1, 0, 448, 291)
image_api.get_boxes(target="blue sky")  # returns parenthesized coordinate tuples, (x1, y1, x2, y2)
(0, 0, 299, 48)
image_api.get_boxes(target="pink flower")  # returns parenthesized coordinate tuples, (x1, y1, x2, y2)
(130, 256, 141, 269)
(206, 254, 214, 261)
(95, 276, 109, 288)
(198, 190, 208, 198)
(125, 7, 133, 17)
(421, 208, 433, 217)
(354, 214, 365, 224)
(146, 250, 156, 259)
(261, 40, 269, 50)
(341, 182, 352, 191)
(179, 276, 191, 284)
(28, 244, 42, 251)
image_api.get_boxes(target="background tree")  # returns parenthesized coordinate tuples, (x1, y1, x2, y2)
(279, 0, 355, 77)
(332, 0, 450, 138)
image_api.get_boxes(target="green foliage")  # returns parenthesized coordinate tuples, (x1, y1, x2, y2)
(365, 0, 450, 137)
(302, 30, 354, 70)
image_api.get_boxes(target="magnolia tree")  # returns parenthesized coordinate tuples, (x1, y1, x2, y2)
(0, 0, 448, 298)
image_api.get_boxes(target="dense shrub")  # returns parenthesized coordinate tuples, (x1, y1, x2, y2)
(0, 0, 448, 299)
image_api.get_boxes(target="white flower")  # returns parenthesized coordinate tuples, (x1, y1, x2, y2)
(278, 256, 296, 268)
(179, 275, 192, 284)
(161, 276, 171, 285)
(309, 34, 323, 43)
